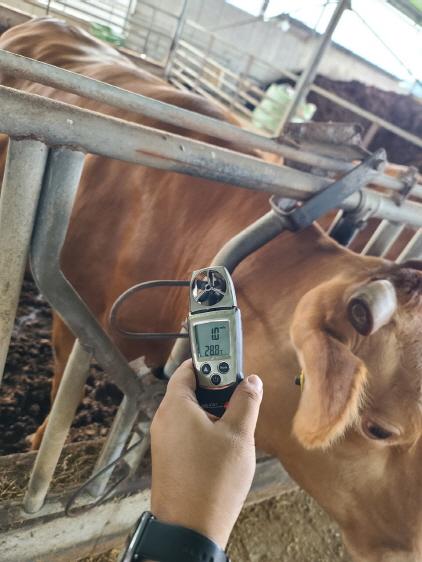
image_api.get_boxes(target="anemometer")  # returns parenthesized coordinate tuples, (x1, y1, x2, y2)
(110, 265, 244, 416)
(188, 266, 243, 416)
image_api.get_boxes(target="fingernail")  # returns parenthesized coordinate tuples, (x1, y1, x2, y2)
(246, 374, 263, 393)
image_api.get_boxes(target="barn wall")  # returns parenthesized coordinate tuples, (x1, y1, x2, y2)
(147, 0, 400, 91)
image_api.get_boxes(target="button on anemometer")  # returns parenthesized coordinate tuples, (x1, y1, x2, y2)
(211, 374, 221, 385)
(201, 363, 211, 375)
(218, 362, 229, 374)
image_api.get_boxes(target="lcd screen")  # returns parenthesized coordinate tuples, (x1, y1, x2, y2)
(195, 321, 230, 359)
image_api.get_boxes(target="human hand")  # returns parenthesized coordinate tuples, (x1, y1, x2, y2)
(150, 359, 263, 549)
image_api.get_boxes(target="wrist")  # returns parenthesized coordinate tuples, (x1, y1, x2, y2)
(120, 512, 230, 562)
(151, 504, 230, 550)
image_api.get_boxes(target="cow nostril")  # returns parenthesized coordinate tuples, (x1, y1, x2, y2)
(367, 423, 393, 440)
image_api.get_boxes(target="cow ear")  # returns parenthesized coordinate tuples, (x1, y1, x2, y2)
(290, 284, 367, 449)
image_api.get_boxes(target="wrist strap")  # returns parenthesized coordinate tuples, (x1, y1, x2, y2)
(121, 512, 230, 562)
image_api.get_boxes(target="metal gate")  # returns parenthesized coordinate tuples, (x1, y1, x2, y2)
(0, 26, 421, 561)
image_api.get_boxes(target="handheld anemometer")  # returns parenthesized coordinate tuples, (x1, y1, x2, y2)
(188, 266, 243, 417)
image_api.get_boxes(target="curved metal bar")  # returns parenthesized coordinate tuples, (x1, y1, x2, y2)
(109, 279, 190, 339)
(30, 147, 141, 396)
(29, 147, 143, 506)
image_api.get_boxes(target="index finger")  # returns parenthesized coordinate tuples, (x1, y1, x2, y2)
(164, 360, 216, 423)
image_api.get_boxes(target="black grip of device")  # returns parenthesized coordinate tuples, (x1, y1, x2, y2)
(196, 382, 240, 417)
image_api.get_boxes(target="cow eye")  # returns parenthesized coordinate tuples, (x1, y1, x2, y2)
(366, 423, 393, 440)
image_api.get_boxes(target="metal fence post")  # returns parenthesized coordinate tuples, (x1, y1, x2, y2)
(397, 230, 422, 262)
(164, 0, 189, 78)
(0, 139, 48, 383)
(23, 339, 92, 513)
(29, 146, 144, 500)
(362, 219, 405, 257)
(274, 0, 350, 135)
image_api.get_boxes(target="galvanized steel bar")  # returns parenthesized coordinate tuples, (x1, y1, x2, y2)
(275, 0, 350, 133)
(164, 0, 189, 77)
(0, 139, 48, 383)
(0, 85, 331, 197)
(30, 147, 141, 398)
(1, 85, 422, 228)
(1, 48, 421, 198)
(23, 339, 91, 513)
(87, 396, 139, 497)
(397, 230, 422, 262)
(30, 147, 144, 500)
(362, 220, 405, 257)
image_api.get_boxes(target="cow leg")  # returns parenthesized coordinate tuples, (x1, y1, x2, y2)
(29, 315, 76, 450)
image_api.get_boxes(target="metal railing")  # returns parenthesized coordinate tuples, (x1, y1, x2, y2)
(10, 0, 182, 65)
(0, 34, 422, 561)
(167, 19, 422, 151)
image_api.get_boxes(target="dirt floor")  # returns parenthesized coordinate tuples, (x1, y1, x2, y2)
(79, 490, 351, 562)
(0, 274, 122, 455)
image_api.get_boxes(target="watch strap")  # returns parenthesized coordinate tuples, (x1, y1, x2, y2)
(121, 512, 230, 562)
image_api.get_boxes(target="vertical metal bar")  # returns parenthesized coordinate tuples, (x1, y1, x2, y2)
(274, 0, 350, 135)
(397, 229, 422, 262)
(23, 340, 91, 513)
(30, 147, 143, 499)
(0, 139, 48, 384)
(164, 0, 189, 78)
(143, 7, 156, 57)
(87, 396, 139, 497)
(120, 421, 151, 480)
(362, 220, 405, 257)
(362, 122, 380, 148)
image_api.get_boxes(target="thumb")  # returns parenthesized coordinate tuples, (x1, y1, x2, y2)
(221, 375, 263, 435)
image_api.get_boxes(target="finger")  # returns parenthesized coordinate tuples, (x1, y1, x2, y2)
(221, 375, 263, 435)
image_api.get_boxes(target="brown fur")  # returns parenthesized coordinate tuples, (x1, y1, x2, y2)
(1, 18, 421, 562)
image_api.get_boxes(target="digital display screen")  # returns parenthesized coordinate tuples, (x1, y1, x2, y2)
(195, 321, 230, 359)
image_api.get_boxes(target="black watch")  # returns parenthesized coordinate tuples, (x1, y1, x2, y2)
(119, 511, 231, 562)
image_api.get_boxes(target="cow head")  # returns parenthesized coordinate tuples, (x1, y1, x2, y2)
(289, 260, 422, 560)
(290, 260, 422, 450)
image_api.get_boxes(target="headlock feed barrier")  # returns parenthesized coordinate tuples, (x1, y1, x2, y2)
(0, 44, 421, 562)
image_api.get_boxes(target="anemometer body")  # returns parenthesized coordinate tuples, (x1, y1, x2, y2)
(188, 266, 243, 417)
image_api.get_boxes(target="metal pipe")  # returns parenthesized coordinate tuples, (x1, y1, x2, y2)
(121, 421, 151, 480)
(87, 395, 140, 497)
(275, 0, 350, 133)
(0, 139, 48, 383)
(0, 86, 420, 229)
(29, 147, 141, 397)
(164, 0, 189, 77)
(1, 50, 421, 195)
(397, 230, 422, 262)
(164, 210, 288, 377)
(362, 220, 405, 257)
(30, 147, 144, 499)
(0, 85, 330, 197)
(23, 339, 91, 513)
(2, 86, 422, 227)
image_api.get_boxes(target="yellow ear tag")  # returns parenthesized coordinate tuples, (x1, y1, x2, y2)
(294, 370, 305, 392)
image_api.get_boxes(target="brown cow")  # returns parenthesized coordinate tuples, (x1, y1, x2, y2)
(0, 18, 421, 562)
